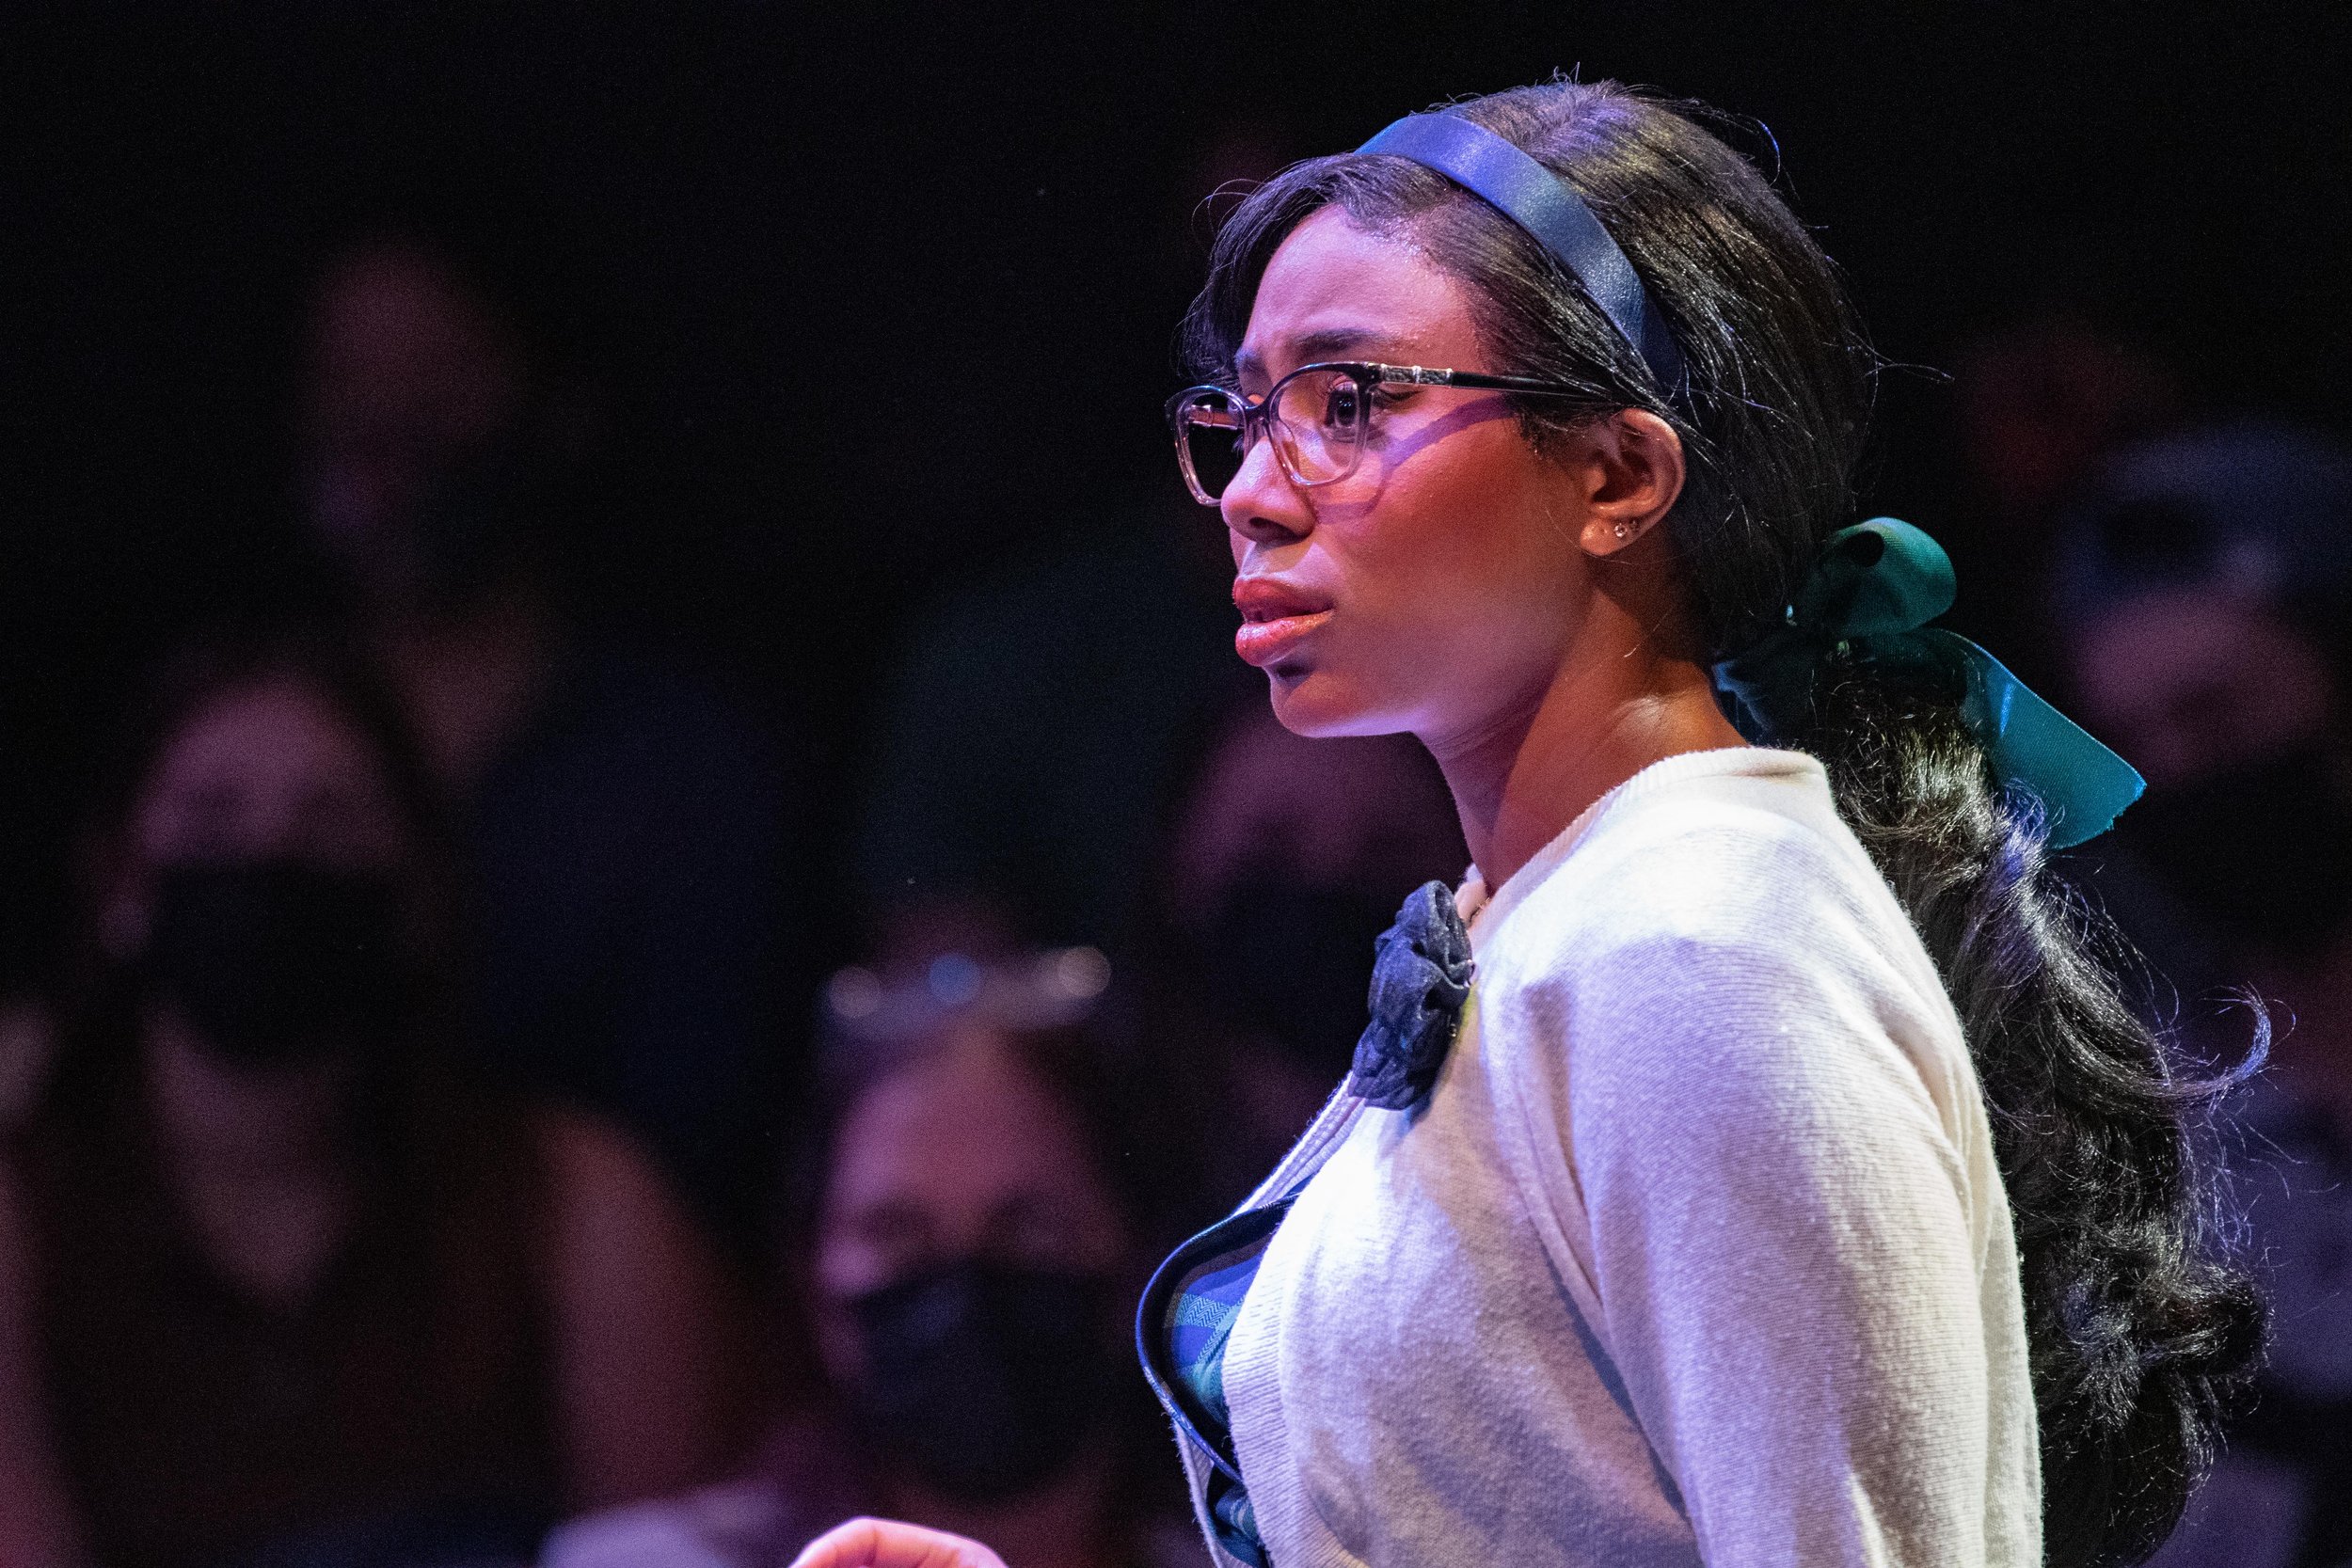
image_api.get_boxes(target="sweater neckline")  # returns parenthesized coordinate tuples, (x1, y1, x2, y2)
(1454, 745, 1824, 954)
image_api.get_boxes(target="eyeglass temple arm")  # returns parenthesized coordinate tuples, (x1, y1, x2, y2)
(1370, 363, 1588, 397)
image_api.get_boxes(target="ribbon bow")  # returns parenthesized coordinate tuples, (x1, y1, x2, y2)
(1712, 518, 2143, 849)
(1349, 881, 1475, 1110)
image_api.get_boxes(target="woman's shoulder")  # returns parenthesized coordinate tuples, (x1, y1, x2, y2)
(1473, 749, 1965, 1086)
(1494, 748, 1900, 971)
(1470, 755, 1981, 1167)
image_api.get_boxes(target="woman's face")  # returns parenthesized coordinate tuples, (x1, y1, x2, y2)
(133, 677, 410, 876)
(811, 1028, 1127, 1380)
(2069, 589, 2335, 790)
(108, 675, 411, 961)
(103, 677, 421, 1070)
(1219, 207, 1597, 746)
(303, 241, 525, 586)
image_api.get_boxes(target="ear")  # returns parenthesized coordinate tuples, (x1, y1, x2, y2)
(1569, 408, 1686, 558)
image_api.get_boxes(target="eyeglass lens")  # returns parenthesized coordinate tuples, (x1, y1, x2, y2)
(1178, 394, 1248, 502)
(1177, 368, 1373, 502)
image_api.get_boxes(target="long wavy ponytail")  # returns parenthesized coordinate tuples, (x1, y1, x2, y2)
(1184, 78, 2264, 1567)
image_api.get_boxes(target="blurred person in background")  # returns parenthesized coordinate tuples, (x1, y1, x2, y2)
(2058, 422, 2352, 1568)
(295, 205, 794, 1247)
(1939, 309, 2185, 692)
(0, 633, 746, 1568)
(541, 956, 1200, 1568)
(850, 489, 1238, 971)
(1143, 695, 1465, 1190)
(851, 126, 1305, 974)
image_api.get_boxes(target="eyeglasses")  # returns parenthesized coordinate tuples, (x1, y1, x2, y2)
(1165, 360, 1606, 506)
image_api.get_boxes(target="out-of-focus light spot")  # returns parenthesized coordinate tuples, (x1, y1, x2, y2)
(928, 952, 984, 1006)
(1048, 945, 1111, 1000)
(827, 966, 882, 1021)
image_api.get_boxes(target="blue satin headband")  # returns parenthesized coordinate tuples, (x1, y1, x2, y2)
(1356, 112, 1685, 393)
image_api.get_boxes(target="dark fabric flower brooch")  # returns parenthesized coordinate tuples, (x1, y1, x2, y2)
(1347, 880, 1476, 1111)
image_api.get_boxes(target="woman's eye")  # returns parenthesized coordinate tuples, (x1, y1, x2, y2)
(1322, 384, 1363, 426)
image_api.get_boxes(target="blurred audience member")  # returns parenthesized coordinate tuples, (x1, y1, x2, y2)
(2056, 422, 2352, 1568)
(0, 635, 745, 1568)
(852, 500, 1241, 970)
(1145, 698, 1466, 1188)
(1960, 312, 2185, 531)
(1943, 309, 2184, 689)
(296, 215, 793, 1243)
(542, 959, 1198, 1568)
(851, 125, 1307, 974)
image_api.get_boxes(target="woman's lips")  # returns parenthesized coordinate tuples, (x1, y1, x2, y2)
(1232, 578, 1334, 669)
(1234, 610, 1334, 667)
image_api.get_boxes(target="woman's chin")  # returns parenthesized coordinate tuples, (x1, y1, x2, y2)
(1263, 670, 1394, 739)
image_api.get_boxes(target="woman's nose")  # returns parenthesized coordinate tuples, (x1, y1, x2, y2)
(1219, 432, 1311, 546)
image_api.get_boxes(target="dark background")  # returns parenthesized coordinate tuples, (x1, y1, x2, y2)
(3, 0, 2348, 959)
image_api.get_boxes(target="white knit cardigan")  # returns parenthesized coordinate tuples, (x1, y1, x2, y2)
(1171, 747, 2040, 1568)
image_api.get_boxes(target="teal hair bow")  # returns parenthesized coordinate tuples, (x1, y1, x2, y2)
(1711, 518, 2144, 849)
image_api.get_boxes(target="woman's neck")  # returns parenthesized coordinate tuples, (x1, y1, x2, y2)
(1429, 608, 1745, 895)
(374, 582, 563, 797)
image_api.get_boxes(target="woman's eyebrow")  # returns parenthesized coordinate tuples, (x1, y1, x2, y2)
(1293, 326, 1386, 359)
(1236, 326, 1392, 381)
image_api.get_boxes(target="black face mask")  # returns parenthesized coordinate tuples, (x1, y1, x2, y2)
(2122, 742, 2352, 956)
(1200, 879, 1396, 1079)
(142, 861, 417, 1068)
(847, 1260, 1117, 1505)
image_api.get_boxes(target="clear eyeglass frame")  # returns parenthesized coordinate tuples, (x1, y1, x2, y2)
(1165, 359, 1607, 506)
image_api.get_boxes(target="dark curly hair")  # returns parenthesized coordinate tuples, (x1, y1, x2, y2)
(1186, 80, 2264, 1568)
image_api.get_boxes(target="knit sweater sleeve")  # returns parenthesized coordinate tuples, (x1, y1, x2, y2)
(1498, 815, 2013, 1567)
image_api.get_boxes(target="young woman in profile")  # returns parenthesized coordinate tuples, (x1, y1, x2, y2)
(796, 79, 2259, 1568)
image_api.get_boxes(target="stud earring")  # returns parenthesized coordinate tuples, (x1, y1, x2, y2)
(1613, 521, 1631, 540)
